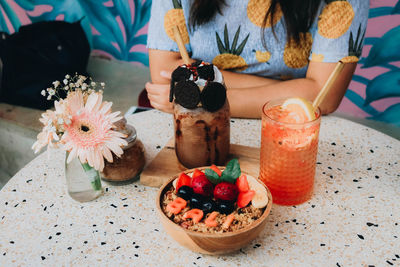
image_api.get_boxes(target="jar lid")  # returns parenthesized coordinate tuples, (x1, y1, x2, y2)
(124, 124, 137, 143)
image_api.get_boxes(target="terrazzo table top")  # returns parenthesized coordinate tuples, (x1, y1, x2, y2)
(0, 110, 399, 266)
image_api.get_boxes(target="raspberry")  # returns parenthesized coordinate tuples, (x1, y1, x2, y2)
(213, 182, 239, 202)
(191, 175, 214, 197)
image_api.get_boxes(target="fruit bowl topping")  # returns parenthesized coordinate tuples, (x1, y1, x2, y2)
(168, 159, 269, 231)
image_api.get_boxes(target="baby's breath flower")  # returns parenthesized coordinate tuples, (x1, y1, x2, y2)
(65, 74, 70, 79)
(41, 90, 46, 96)
(63, 79, 68, 85)
(64, 86, 69, 90)
(69, 83, 74, 88)
(100, 82, 105, 87)
(82, 83, 88, 90)
(46, 87, 51, 92)
(99, 89, 104, 94)
(47, 95, 52, 100)
(91, 82, 96, 87)
(53, 81, 60, 88)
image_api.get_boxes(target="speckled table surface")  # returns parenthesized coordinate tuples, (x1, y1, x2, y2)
(0, 110, 399, 266)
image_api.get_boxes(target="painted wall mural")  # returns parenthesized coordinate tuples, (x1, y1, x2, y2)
(0, 0, 399, 126)
(340, 0, 400, 127)
(0, 0, 151, 66)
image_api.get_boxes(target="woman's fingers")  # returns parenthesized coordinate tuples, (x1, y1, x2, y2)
(145, 82, 173, 113)
(145, 82, 169, 95)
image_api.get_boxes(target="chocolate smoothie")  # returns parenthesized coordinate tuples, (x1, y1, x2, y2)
(170, 62, 230, 168)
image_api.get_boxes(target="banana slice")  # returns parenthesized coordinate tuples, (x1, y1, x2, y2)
(172, 178, 178, 189)
(246, 175, 269, 208)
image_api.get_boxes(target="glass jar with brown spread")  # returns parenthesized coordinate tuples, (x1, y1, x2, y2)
(101, 123, 145, 184)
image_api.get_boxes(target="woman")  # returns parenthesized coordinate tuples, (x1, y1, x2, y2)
(145, 0, 369, 118)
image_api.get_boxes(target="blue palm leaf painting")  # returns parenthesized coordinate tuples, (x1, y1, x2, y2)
(373, 104, 400, 125)
(0, 0, 151, 66)
(362, 25, 400, 68)
(345, 2, 400, 127)
(364, 71, 400, 106)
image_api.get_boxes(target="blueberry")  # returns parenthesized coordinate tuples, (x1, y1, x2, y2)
(201, 200, 217, 214)
(217, 201, 235, 215)
(177, 186, 193, 200)
(190, 194, 204, 209)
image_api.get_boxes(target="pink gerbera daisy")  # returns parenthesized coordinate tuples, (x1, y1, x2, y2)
(62, 91, 127, 171)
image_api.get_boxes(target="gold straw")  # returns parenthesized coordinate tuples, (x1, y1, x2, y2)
(312, 61, 345, 110)
(172, 25, 191, 65)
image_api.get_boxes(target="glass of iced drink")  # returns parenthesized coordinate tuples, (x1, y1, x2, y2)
(259, 98, 321, 205)
(170, 61, 230, 168)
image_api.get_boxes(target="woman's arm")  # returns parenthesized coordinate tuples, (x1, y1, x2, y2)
(146, 49, 357, 118)
(228, 61, 357, 118)
(148, 49, 279, 87)
(146, 49, 281, 112)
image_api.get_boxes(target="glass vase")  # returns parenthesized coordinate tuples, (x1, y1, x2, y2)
(65, 153, 103, 202)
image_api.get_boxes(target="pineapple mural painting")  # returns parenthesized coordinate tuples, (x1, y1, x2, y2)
(341, 24, 365, 63)
(212, 25, 250, 71)
(247, 0, 282, 27)
(164, 0, 190, 44)
(283, 33, 313, 69)
(318, 0, 355, 39)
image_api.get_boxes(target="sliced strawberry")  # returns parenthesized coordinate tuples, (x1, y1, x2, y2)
(192, 169, 205, 179)
(236, 174, 250, 192)
(176, 173, 191, 192)
(210, 164, 222, 176)
(237, 190, 255, 208)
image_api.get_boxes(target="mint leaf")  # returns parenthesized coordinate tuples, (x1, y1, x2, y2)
(221, 159, 241, 182)
(205, 168, 220, 184)
(220, 173, 236, 183)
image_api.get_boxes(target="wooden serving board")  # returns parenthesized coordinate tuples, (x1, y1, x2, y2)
(140, 138, 260, 187)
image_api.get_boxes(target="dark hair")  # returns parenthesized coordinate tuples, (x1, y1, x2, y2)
(189, 0, 227, 30)
(190, 0, 321, 44)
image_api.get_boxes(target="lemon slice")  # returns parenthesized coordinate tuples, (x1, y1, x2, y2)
(281, 97, 316, 123)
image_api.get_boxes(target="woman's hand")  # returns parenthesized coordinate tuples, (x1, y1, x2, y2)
(145, 70, 173, 113)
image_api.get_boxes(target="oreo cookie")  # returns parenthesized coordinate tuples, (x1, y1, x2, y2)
(200, 82, 226, 112)
(197, 64, 215, 81)
(174, 80, 201, 109)
(170, 67, 192, 102)
(191, 60, 202, 67)
(172, 66, 192, 82)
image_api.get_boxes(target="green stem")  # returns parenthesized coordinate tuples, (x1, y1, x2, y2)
(81, 162, 102, 191)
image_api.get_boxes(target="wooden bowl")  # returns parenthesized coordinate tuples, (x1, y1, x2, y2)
(156, 167, 273, 255)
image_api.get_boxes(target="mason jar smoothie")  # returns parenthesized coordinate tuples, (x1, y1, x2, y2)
(170, 61, 230, 168)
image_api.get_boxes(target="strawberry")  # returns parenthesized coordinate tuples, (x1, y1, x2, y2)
(176, 173, 191, 193)
(210, 164, 222, 176)
(192, 169, 205, 179)
(237, 190, 255, 208)
(214, 182, 239, 202)
(191, 175, 214, 197)
(236, 174, 250, 192)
